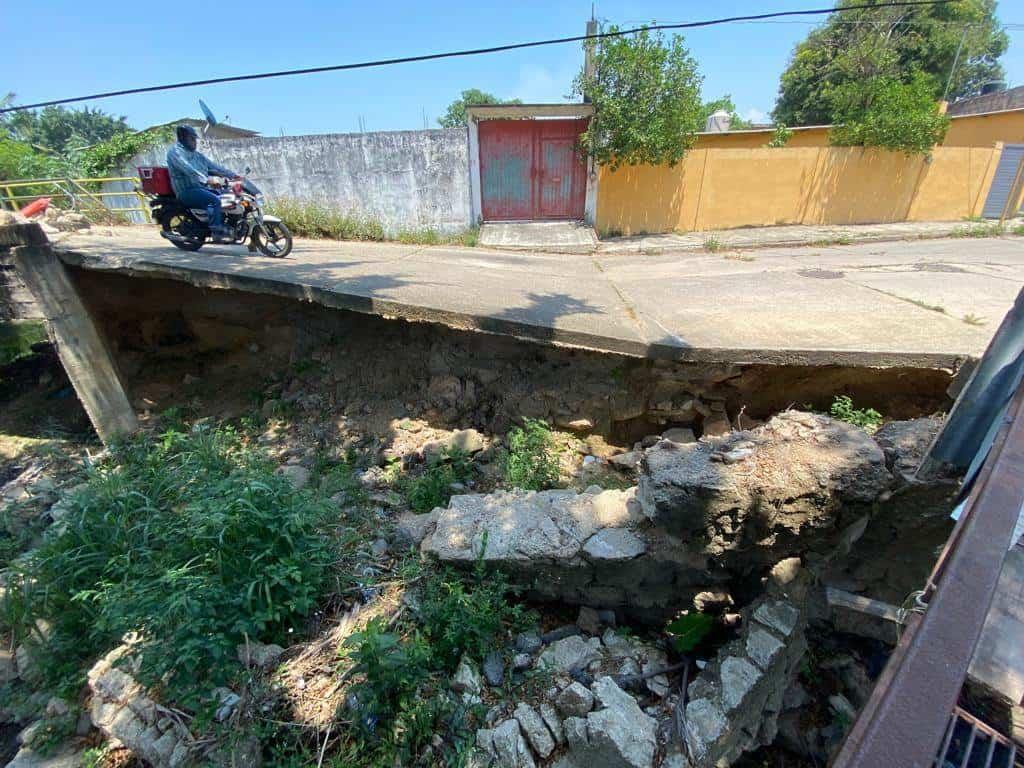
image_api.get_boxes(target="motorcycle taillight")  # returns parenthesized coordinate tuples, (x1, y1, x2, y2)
(231, 181, 243, 195)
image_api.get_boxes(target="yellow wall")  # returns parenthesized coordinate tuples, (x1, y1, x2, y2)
(596, 145, 1001, 235)
(944, 110, 1024, 147)
(693, 109, 1024, 150)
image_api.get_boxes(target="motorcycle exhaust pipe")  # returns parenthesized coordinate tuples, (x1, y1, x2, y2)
(159, 230, 192, 244)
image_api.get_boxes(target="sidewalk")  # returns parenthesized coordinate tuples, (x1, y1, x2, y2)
(598, 219, 1022, 255)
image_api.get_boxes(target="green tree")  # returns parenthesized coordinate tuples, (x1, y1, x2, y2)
(573, 25, 703, 168)
(1, 93, 130, 154)
(699, 95, 753, 130)
(437, 88, 522, 128)
(829, 71, 950, 154)
(773, 0, 1008, 127)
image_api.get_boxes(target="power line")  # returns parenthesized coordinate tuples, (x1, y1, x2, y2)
(0, 0, 953, 115)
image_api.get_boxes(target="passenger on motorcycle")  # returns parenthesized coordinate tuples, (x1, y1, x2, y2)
(166, 124, 239, 240)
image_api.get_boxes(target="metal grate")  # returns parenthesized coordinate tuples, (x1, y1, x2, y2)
(936, 707, 1021, 768)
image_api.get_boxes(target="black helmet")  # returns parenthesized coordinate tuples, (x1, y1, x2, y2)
(176, 124, 198, 144)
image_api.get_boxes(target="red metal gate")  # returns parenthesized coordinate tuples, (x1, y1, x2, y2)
(479, 119, 588, 221)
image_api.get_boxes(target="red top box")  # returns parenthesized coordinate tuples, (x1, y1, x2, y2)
(138, 166, 173, 196)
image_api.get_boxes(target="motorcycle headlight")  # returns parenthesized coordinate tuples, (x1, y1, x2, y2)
(256, 194, 266, 206)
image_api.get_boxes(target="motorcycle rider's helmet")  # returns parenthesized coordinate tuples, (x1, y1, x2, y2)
(176, 124, 198, 149)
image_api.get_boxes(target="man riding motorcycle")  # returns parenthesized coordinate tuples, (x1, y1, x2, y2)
(166, 124, 239, 240)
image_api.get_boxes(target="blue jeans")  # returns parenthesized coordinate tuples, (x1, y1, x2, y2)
(176, 186, 223, 230)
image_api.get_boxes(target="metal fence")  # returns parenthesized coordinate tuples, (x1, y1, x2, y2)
(0, 176, 150, 222)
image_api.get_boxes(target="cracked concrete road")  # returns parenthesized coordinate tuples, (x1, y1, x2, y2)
(55, 227, 1024, 367)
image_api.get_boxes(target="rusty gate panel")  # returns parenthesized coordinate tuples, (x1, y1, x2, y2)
(479, 119, 588, 221)
(536, 119, 588, 220)
(479, 120, 533, 221)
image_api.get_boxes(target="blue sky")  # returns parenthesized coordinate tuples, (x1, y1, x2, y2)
(6, 0, 1024, 136)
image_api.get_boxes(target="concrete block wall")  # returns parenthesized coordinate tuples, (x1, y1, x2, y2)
(112, 129, 473, 234)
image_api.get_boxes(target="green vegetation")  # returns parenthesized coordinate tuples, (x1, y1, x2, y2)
(2, 425, 341, 705)
(0, 321, 47, 367)
(437, 88, 522, 129)
(952, 222, 1005, 238)
(503, 419, 560, 490)
(830, 395, 883, 432)
(267, 197, 479, 246)
(573, 25, 703, 168)
(665, 612, 715, 653)
(828, 72, 950, 155)
(703, 235, 723, 252)
(773, 1, 1007, 127)
(400, 449, 474, 514)
(1013, 223, 1024, 236)
(338, 553, 531, 766)
(767, 124, 793, 148)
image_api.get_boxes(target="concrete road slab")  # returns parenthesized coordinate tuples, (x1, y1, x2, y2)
(55, 227, 1024, 367)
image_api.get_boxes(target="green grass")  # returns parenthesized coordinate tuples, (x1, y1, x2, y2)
(1, 425, 348, 707)
(503, 419, 560, 491)
(395, 449, 474, 513)
(703, 235, 724, 252)
(811, 235, 853, 246)
(951, 222, 1005, 238)
(0, 321, 48, 367)
(1012, 223, 1024, 236)
(266, 197, 477, 246)
(830, 395, 883, 432)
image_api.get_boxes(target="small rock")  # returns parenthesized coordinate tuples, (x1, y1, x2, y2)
(720, 657, 762, 712)
(0, 649, 17, 684)
(512, 653, 533, 671)
(515, 631, 544, 654)
(576, 606, 602, 636)
(538, 636, 603, 674)
(702, 414, 732, 437)
(608, 451, 641, 471)
(237, 642, 285, 671)
(555, 681, 595, 718)
(662, 427, 697, 444)
(829, 694, 858, 723)
(641, 434, 662, 448)
(392, 510, 439, 548)
(540, 625, 581, 645)
(370, 538, 389, 558)
(276, 464, 310, 489)
(491, 718, 536, 768)
(746, 628, 784, 670)
(753, 601, 800, 638)
(582, 528, 646, 561)
(483, 650, 505, 687)
(693, 590, 733, 613)
(539, 702, 564, 745)
(514, 703, 556, 758)
(451, 429, 485, 454)
(45, 697, 69, 717)
(566, 418, 595, 432)
(213, 688, 240, 722)
(451, 657, 483, 704)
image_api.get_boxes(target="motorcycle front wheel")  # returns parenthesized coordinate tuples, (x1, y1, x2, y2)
(254, 221, 292, 258)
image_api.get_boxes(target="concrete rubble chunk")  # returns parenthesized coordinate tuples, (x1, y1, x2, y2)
(514, 703, 556, 758)
(638, 412, 890, 566)
(491, 718, 536, 768)
(684, 698, 727, 762)
(393, 510, 439, 548)
(753, 601, 800, 638)
(582, 528, 647, 561)
(583, 677, 658, 768)
(873, 417, 943, 479)
(720, 656, 762, 712)
(423, 487, 642, 564)
(236, 641, 284, 670)
(746, 628, 785, 670)
(662, 427, 697, 444)
(555, 681, 595, 717)
(539, 636, 603, 674)
(577, 605, 602, 635)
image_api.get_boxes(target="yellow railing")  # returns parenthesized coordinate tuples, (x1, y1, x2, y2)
(0, 176, 151, 222)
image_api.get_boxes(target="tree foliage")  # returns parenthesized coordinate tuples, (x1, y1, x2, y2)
(773, 0, 1008, 127)
(1, 93, 130, 154)
(573, 25, 703, 168)
(829, 71, 950, 154)
(437, 88, 522, 128)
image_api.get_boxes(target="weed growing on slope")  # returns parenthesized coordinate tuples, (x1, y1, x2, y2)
(503, 419, 560, 491)
(951, 222, 1004, 238)
(703, 235, 723, 252)
(2, 425, 341, 706)
(829, 395, 883, 432)
(400, 449, 474, 514)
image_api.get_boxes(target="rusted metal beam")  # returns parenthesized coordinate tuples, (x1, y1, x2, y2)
(831, 383, 1024, 768)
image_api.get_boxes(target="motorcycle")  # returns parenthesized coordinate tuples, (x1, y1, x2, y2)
(141, 166, 292, 257)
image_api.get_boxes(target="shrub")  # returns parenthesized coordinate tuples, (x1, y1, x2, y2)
(503, 419, 559, 490)
(401, 449, 473, 514)
(3, 425, 338, 705)
(829, 395, 883, 432)
(266, 197, 386, 241)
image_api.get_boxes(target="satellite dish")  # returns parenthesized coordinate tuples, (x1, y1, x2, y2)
(199, 99, 219, 126)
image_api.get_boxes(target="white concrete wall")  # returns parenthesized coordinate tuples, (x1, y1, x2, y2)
(111, 128, 473, 234)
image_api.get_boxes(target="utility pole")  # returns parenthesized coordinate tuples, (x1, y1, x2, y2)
(583, 10, 598, 104)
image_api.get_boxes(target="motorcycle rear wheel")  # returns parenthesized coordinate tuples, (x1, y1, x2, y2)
(254, 221, 293, 258)
(161, 213, 204, 251)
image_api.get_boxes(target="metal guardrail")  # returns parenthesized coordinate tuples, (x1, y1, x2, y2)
(0, 176, 150, 222)
(832, 382, 1024, 768)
